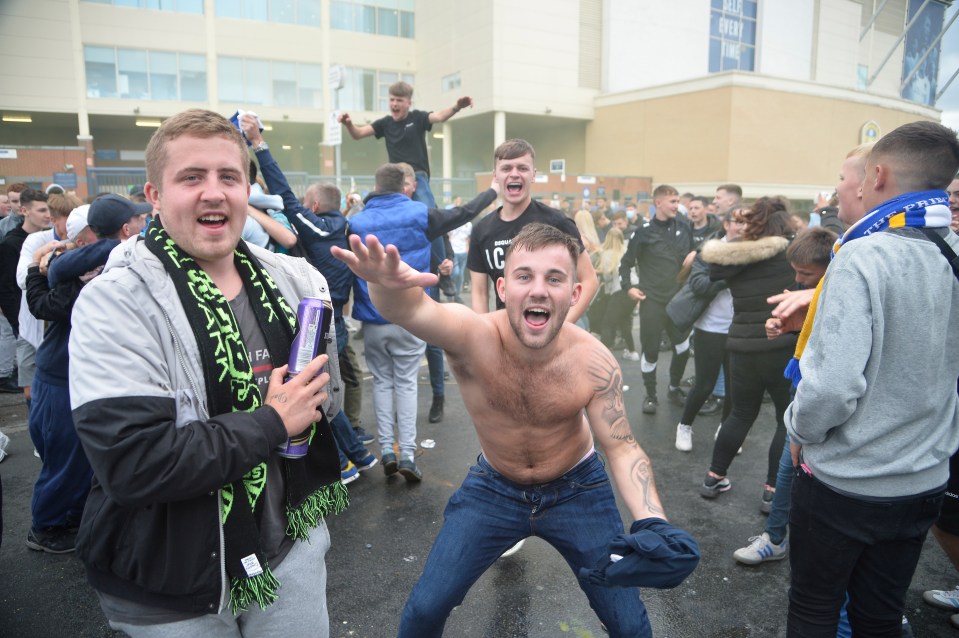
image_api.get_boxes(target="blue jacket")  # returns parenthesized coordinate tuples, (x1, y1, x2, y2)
(349, 193, 431, 324)
(27, 239, 118, 385)
(255, 147, 353, 316)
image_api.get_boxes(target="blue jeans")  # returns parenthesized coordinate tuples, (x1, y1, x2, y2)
(399, 453, 651, 638)
(412, 172, 436, 208)
(452, 252, 467, 295)
(787, 468, 941, 637)
(765, 437, 794, 545)
(330, 410, 367, 468)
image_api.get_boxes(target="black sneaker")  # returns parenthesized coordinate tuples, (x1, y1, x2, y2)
(0, 375, 20, 394)
(428, 395, 444, 424)
(680, 375, 696, 389)
(699, 395, 723, 416)
(382, 452, 398, 476)
(667, 387, 687, 407)
(353, 426, 374, 445)
(700, 475, 731, 499)
(26, 527, 76, 554)
(398, 459, 422, 483)
(642, 396, 658, 414)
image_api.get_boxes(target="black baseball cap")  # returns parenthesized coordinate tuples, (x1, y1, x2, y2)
(88, 194, 152, 237)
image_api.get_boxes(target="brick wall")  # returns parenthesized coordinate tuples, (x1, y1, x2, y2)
(0, 146, 93, 199)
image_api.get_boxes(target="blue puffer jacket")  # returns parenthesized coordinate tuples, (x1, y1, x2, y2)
(349, 193, 430, 324)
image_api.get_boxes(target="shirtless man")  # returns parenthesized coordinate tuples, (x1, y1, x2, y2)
(332, 223, 698, 638)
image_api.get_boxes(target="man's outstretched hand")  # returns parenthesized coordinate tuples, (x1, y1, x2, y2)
(332, 234, 438, 290)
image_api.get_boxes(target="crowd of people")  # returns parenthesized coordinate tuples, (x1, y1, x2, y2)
(0, 83, 958, 637)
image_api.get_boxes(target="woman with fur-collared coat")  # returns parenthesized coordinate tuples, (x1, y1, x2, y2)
(697, 197, 797, 513)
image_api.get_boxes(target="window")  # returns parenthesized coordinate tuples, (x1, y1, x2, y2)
(442, 72, 461, 93)
(85, 46, 118, 98)
(85, 45, 208, 101)
(329, 1, 415, 38)
(149, 51, 178, 100)
(336, 66, 414, 112)
(180, 53, 207, 101)
(81, 0, 203, 12)
(708, 0, 758, 73)
(215, 0, 319, 25)
(217, 57, 330, 107)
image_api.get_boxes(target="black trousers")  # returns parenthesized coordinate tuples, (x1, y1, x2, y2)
(638, 298, 689, 394)
(680, 329, 732, 426)
(708, 348, 792, 484)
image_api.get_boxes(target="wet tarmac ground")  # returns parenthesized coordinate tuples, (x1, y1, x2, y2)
(0, 348, 955, 637)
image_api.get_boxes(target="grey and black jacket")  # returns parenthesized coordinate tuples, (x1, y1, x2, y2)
(68, 236, 341, 614)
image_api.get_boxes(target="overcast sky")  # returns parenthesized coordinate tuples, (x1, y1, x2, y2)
(938, 4, 959, 129)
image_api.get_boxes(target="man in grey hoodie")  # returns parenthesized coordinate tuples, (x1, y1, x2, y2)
(785, 121, 959, 636)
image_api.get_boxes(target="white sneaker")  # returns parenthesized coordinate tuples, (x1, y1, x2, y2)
(0, 431, 9, 462)
(500, 539, 525, 558)
(733, 532, 787, 565)
(923, 585, 959, 610)
(675, 424, 692, 452)
(623, 350, 640, 362)
(715, 423, 742, 455)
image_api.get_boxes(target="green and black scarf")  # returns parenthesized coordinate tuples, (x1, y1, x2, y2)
(144, 220, 348, 613)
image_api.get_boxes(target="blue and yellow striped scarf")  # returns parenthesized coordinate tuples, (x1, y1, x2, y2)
(784, 189, 952, 386)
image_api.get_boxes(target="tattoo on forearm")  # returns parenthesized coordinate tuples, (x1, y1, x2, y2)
(588, 350, 633, 442)
(632, 455, 665, 517)
(269, 393, 288, 404)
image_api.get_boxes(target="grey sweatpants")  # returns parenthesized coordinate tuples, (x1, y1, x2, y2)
(107, 521, 331, 638)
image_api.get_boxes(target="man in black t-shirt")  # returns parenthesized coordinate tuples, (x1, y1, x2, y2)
(338, 81, 472, 209)
(467, 139, 598, 322)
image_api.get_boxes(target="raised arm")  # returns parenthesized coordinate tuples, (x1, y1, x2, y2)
(246, 205, 297, 250)
(426, 182, 499, 239)
(428, 96, 473, 124)
(584, 346, 666, 521)
(332, 233, 484, 354)
(568, 251, 599, 322)
(337, 112, 375, 140)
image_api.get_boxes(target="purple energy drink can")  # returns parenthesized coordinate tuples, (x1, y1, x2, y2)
(276, 297, 333, 458)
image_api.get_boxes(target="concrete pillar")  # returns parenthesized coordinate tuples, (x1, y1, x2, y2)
(493, 111, 506, 151)
(441, 122, 452, 205)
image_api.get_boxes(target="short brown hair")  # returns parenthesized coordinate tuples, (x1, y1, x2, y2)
(505, 222, 579, 273)
(787, 227, 837, 269)
(374, 163, 406, 194)
(389, 81, 413, 99)
(144, 109, 247, 188)
(653, 184, 679, 199)
(6, 183, 27, 195)
(869, 121, 959, 192)
(494, 139, 535, 162)
(47, 192, 83, 218)
(305, 182, 341, 212)
(717, 184, 743, 199)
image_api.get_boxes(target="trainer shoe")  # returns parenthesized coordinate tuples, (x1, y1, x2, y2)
(382, 452, 398, 476)
(923, 585, 959, 610)
(428, 395, 444, 423)
(340, 461, 359, 485)
(700, 474, 731, 499)
(642, 396, 658, 414)
(698, 395, 723, 416)
(675, 424, 693, 452)
(622, 350, 640, 362)
(680, 375, 695, 389)
(0, 430, 10, 462)
(667, 386, 687, 407)
(26, 527, 76, 554)
(355, 453, 378, 472)
(733, 532, 787, 565)
(353, 426, 374, 445)
(398, 458, 422, 483)
(760, 484, 775, 514)
(0, 374, 19, 394)
(500, 539, 526, 558)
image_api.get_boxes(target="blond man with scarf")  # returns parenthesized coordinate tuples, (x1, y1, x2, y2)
(784, 121, 959, 636)
(69, 110, 346, 637)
